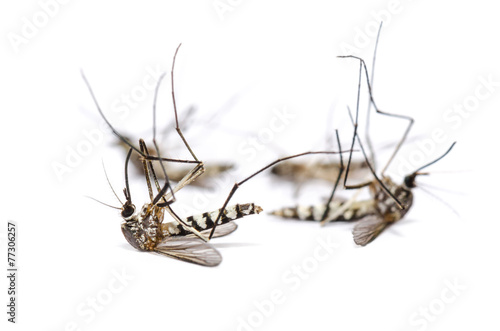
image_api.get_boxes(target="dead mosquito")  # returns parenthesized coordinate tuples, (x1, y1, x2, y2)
(270, 23, 456, 246)
(339, 55, 456, 246)
(82, 44, 261, 266)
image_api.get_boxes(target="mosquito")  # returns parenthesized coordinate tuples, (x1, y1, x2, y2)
(82, 44, 262, 266)
(270, 23, 456, 246)
(340, 55, 456, 246)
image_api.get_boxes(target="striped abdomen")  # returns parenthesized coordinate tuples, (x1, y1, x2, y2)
(270, 200, 376, 223)
(161, 203, 262, 236)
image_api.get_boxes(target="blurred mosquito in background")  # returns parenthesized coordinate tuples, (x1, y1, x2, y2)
(114, 103, 235, 188)
(82, 44, 262, 266)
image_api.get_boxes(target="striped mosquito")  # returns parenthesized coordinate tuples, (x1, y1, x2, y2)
(82, 44, 261, 266)
(271, 23, 456, 246)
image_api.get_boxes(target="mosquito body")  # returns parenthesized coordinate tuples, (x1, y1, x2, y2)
(121, 195, 261, 264)
(270, 175, 411, 223)
(160, 203, 262, 237)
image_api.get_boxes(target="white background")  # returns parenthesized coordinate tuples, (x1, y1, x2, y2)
(1, 1, 499, 330)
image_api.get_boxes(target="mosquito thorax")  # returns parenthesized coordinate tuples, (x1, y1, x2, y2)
(371, 176, 414, 222)
(120, 202, 164, 251)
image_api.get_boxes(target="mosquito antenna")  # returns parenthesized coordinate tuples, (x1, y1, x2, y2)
(102, 160, 123, 205)
(320, 129, 344, 222)
(404, 141, 457, 188)
(413, 142, 456, 174)
(365, 21, 383, 169)
(404, 142, 456, 189)
(337, 55, 414, 177)
(85, 196, 122, 210)
(80, 70, 142, 156)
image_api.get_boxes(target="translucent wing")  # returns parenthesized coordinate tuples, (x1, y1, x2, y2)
(200, 222, 238, 238)
(352, 215, 389, 246)
(154, 237, 222, 267)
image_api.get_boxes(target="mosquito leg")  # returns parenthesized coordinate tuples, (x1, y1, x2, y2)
(141, 140, 209, 241)
(143, 143, 205, 203)
(208, 150, 351, 239)
(320, 188, 363, 226)
(343, 61, 363, 189)
(365, 21, 383, 169)
(345, 101, 405, 209)
(145, 143, 208, 241)
(170, 43, 201, 162)
(320, 129, 345, 223)
(338, 55, 415, 177)
(144, 43, 205, 206)
(138, 140, 156, 202)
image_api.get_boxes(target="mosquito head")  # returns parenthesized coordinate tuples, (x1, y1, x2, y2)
(403, 142, 456, 190)
(403, 172, 419, 189)
(121, 201, 136, 220)
(120, 187, 136, 220)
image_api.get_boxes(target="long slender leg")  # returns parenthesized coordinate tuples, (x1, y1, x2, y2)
(170, 43, 201, 163)
(138, 140, 156, 202)
(141, 141, 208, 242)
(365, 21, 383, 169)
(338, 52, 404, 208)
(338, 55, 414, 176)
(141, 140, 205, 204)
(320, 129, 345, 223)
(208, 150, 351, 239)
(343, 61, 363, 189)
(148, 72, 178, 206)
(346, 105, 405, 209)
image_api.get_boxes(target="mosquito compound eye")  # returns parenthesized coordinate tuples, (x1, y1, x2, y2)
(404, 174, 417, 189)
(121, 204, 135, 219)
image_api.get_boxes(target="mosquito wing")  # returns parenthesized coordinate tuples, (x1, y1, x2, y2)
(154, 237, 222, 267)
(185, 222, 238, 239)
(352, 215, 389, 246)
